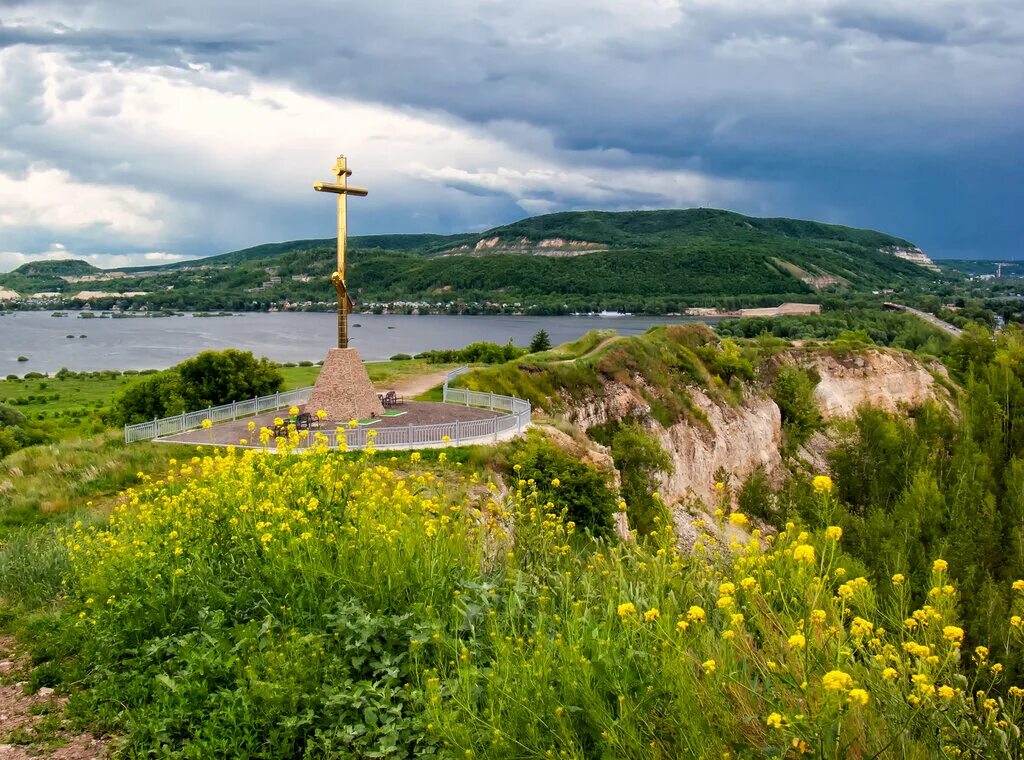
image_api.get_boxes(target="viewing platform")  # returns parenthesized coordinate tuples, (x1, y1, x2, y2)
(124, 367, 531, 451)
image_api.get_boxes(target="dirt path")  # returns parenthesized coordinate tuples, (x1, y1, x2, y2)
(0, 637, 106, 759)
(381, 369, 451, 397)
(554, 335, 622, 364)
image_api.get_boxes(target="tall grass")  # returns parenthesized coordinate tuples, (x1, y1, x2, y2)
(31, 440, 1024, 757)
(0, 432, 192, 537)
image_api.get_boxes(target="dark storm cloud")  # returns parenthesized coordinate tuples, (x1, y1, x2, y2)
(0, 0, 1022, 263)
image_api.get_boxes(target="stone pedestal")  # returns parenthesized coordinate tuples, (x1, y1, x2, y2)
(307, 348, 384, 421)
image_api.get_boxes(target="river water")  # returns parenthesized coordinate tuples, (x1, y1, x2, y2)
(0, 311, 717, 375)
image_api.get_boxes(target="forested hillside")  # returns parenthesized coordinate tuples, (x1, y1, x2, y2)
(0, 209, 950, 313)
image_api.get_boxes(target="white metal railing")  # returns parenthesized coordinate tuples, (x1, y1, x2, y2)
(124, 387, 314, 443)
(125, 366, 531, 450)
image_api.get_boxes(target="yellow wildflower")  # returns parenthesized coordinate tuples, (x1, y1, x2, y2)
(847, 688, 869, 706)
(201, 419, 212, 429)
(793, 544, 815, 564)
(702, 659, 716, 674)
(617, 602, 637, 618)
(812, 475, 833, 494)
(932, 558, 948, 573)
(728, 512, 748, 527)
(892, 573, 905, 585)
(825, 525, 843, 542)
(643, 608, 660, 622)
(850, 617, 874, 637)
(822, 670, 853, 691)
(788, 633, 806, 650)
(938, 685, 955, 700)
(942, 625, 964, 645)
(882, 667, 899, 681)
(766, 712, 783, 729)
(687, 605, 706, 623)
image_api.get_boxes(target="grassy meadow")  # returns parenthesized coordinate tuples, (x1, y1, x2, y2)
(5, 436, 1023, 757)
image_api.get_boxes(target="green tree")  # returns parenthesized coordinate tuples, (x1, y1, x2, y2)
(113, 350, 283, 425)
(529, 329, 552, 353)
(610, 421, 672, 537)
(175, 349, 283, 409)
(112, 372, 188, 425)
(771, 365, 821, 450)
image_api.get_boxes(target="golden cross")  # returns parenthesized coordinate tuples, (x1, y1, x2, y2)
(313, 154, 368, 349)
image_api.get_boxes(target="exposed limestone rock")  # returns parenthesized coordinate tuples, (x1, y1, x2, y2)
(804, 349, 947, 420)
(655, 390, 783, 507)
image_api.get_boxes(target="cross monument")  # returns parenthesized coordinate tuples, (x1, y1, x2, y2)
(313, 154, 368, 349)
(307, 154, 384, 421)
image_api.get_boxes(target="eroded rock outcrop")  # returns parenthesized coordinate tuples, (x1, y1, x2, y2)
(800, 349, 947, 420)
(557, 347, 950, 513)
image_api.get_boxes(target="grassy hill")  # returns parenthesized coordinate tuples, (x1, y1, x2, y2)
(0, 209, 951, 312)
(1, 259, 102, 294)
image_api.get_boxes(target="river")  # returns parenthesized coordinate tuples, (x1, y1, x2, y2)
(0, 311, 717, 375)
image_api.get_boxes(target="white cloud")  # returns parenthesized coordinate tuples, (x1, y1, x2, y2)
(0, 47, 754, 262)
(0, 0, 1020, 258)
(0, 164, 165, 237)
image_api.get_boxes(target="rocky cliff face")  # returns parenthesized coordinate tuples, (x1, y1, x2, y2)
(559, 347, 949, 510)
(799, 349, 947, 420)
(563, 381, 782, 507)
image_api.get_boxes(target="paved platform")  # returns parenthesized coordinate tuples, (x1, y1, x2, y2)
(157, 401, 502, 447)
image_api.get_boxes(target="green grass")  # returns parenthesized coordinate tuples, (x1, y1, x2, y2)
(0, 373, 145, 438)
(0, 432, 192, 537)
(456, 325, 724, 425)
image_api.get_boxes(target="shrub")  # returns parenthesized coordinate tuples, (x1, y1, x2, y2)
(16, 356, 27, 362)
(175, 349, 283, 408)
(113, 350, 283, 425)
(112, 371, 187, 425)
(737, 467, 779, 524)
(609, 421, 673, 536)
(390, 353, 413, 361)
(698, 338, 754, 383)
(771, 364, 822, 449)
(416, 341, 527, 365)
(507, 430, 617, 536)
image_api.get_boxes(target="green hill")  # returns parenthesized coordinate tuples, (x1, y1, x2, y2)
(0, 209, 951, 312)
(1, 259, 102, 294)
